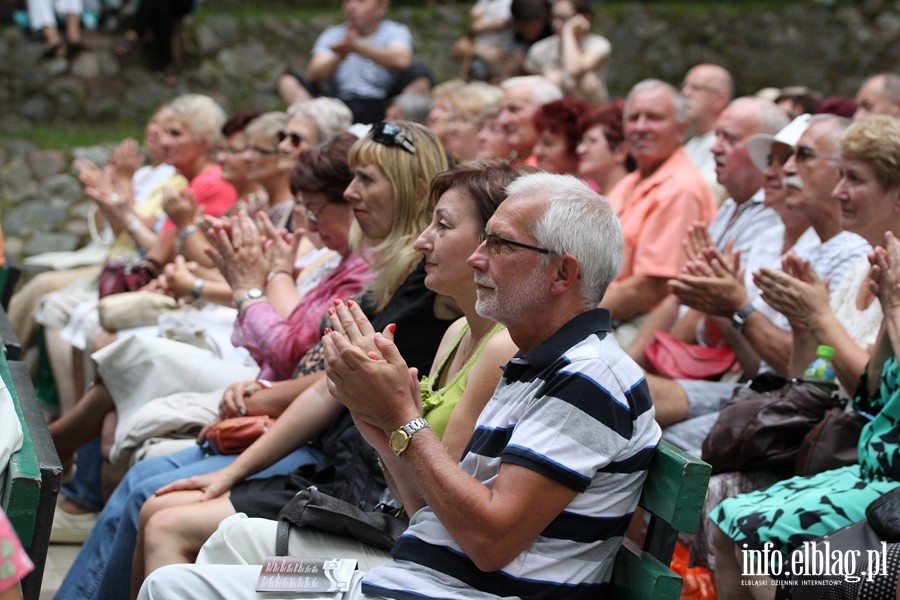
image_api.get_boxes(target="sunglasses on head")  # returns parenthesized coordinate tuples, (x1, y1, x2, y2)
(277, 130, 305, 148)
(371, 122, 416, 154)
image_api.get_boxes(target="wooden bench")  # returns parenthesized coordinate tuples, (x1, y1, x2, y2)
(0, 262, 22, 310)
(610, 440, 712, 600)
(0, 303, 21, 361)
(1, 329, 62, 600)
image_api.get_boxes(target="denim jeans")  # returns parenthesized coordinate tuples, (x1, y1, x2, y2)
(60, 439, 104, 512)
(55, 444, 321, 600)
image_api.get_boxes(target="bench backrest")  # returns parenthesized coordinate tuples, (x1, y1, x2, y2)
(0, 325, 63, 600)
(610, 440, 712, 600)
(1, 351, 41, 546)
(0, 262, 21, 310)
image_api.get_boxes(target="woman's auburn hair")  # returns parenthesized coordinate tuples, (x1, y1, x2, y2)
(348, 121, 449, 311)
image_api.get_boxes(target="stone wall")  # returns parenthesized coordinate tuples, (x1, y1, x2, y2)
(1, 1, 898, 260)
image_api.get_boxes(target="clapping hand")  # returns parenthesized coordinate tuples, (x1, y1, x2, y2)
(869, 232, 900, 310)
(163, 187, 201, 230)
(323, 300, 419, 456)
(207, 210, 269, 292)
(753, 253, 829, 330)
(162, 255, 201, 300)
(109, 138, 144, 182)
(257, 211, 299, 277)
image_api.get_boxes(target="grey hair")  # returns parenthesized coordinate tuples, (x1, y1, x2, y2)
(287, 98, 353, 142)
(506, 173, 623, 305)
(244, 112, 288, 143)
(808, 113, 852, 146)
(388, 93, 433, 125)
(730, 96, 790, 135)
(869, 73, 900, 104)
(501, 75, 563, 107)
(625, 79, 689, 124)
(167, 94, 227, 146)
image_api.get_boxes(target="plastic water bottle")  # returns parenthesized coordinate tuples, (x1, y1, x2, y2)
(803, 345, 837, 392)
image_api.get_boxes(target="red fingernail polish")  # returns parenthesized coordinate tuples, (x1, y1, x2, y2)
(388, 323, 396, 334)
(328, 308, 334, 315)
(347, 299, 355, 307)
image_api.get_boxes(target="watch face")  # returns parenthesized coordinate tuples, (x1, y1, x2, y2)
(390, 429, 409, 454)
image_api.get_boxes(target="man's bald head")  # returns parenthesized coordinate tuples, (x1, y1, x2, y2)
(854, 73, 900, 119)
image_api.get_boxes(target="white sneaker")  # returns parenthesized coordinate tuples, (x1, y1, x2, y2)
(50, 507, 98, 544)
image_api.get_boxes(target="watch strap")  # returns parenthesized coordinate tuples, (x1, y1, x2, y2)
(191, 277, 205, 300)
(235, 288, 264, 312)
(731, 304, 755, 333)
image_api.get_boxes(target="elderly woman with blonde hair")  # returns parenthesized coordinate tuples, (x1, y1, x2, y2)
(442, 81, 503, 162)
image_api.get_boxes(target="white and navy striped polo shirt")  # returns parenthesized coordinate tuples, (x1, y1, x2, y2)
(363, 308, 661, 600)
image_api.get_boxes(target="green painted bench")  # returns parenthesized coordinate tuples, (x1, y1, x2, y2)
(610, 440, 712, 600)
(0, 262, 21, 311)
(1, 318, 62, 600)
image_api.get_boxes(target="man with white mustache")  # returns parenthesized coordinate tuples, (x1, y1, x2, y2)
(657, 115, 871, 456)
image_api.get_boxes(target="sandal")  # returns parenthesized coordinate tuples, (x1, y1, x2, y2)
(41, 41, 64, 59)
(67, 41, 85, 59)
(112, 35, 136, 57)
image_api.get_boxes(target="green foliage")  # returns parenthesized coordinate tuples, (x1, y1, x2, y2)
(0, 123, 143, 152)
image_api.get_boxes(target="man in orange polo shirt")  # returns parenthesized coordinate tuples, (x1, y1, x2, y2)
(602, 79, 716, 347)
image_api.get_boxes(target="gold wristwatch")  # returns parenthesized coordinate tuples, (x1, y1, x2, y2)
(389, 417, 430, 456)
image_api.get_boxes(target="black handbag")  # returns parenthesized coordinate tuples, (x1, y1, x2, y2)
(866, 486, 900, 543)
(275, 486, 409, 555)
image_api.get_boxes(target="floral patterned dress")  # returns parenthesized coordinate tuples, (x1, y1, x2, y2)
(712, 355, 900, 556)
(0, 507, 33, 594)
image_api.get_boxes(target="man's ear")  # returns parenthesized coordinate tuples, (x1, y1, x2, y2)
(550, 254, 581, 295)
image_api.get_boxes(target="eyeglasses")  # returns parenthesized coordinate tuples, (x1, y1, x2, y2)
(277, 130, 305, 148)
(304, 203, 326, 224)
(793, 145, 838, 163)
(250, 146, 279, 156)
(217, 146, 247, 155)
(371, 122, 416, 154)
(480, 232, 550, 255)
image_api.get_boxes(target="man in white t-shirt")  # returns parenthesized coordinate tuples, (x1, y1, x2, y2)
(276, 0, 432, 124)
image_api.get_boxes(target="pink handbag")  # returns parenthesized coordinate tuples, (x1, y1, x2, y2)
(644, 330, 737, 381)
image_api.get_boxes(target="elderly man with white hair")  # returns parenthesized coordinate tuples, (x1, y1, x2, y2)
(138, 172, 662, 600)
(495, 75, 563, 163)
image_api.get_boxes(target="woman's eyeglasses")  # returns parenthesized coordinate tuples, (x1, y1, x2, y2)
(304, 204, 324, 224)
(277, 130, 305, 148)
(480, 232, 550, 255)
(371, 122, 416, 154)
(251, 146, 279, 156)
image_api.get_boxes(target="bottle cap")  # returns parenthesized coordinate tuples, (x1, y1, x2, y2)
(816, 345, 835, 360)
